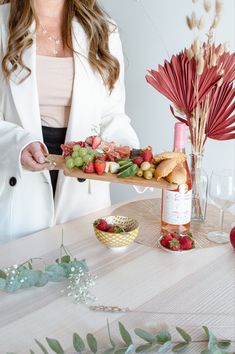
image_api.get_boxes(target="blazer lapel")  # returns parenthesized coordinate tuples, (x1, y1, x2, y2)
(5, 23, 43, 140)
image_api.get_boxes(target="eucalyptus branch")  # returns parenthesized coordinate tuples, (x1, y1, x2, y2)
(7, 323, 234, 354)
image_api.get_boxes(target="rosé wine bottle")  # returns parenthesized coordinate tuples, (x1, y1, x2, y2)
(161, 123, 192, 235)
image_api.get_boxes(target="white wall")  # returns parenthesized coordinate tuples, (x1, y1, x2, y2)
(99, 0, 235, 205)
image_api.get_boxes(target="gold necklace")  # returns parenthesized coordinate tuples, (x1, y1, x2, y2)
(40, 24, 61, 56)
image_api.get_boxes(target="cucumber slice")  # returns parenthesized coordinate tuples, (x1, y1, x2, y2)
(117, 158, 132, 166)
(118, 162, 133, 172)
(117, 164, 138, 178)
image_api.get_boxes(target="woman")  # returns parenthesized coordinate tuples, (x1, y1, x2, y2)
(0, 0, 139, 242)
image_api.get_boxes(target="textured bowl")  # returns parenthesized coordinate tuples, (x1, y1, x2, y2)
(93, 215, 139, 248)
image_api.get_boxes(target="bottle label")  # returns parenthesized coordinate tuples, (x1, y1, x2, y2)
(162, 189, 192, 225)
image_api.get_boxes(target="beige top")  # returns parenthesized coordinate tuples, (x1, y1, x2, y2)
(36, 55, 74, 128)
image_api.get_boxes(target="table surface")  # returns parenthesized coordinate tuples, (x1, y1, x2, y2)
(0, 196, 234, 354)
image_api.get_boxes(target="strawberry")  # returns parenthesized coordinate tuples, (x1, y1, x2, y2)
(95, 219, 108, 231)
(169, 238, 180, 251)
(83, 162, 95, 173)
(106, 225, 123, 233)
(85, 136, 94, 146)
(141, 150, 153, 163)
(160, 233, 174, 248)
(94, 160, 106, 175)
(92, 136, 102, 149)
(132, 156, 144, 166)
(179, 236, 194, 250)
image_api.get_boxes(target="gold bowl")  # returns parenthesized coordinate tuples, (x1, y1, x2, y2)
(93, 215, 139, 248)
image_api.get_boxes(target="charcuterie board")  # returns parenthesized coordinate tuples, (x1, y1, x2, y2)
(47, 154, 178, 190)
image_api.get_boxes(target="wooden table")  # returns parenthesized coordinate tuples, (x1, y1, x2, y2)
(0, 196, 234, 353)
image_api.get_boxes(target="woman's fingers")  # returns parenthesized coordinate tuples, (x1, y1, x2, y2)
(21, 142, 54, 172)
(28, 142, 46, 164)
(22, 155, 49, 172)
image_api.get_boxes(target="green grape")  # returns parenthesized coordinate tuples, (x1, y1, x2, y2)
(73, 145, 81, 152)
(83, 154, 94, 163)
(78, 148, 88, 157)
(89, 149, 97, 157)
(72, 151, 79, 159)
(65, 156, 72, 161)
(74, 157, 83, 167)
(66, 158, 75, 169)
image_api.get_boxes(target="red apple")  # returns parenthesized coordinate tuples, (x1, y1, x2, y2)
(230, 227, 235, 249)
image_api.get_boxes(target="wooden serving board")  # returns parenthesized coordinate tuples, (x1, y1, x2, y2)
(47, 154, 178, 190)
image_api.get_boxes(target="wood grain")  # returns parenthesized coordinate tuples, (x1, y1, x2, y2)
(47, 154, 178, 190)
(0, 196, 234, 353)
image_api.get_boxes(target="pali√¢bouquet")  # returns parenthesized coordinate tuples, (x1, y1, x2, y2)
(146, 0, 235, 157)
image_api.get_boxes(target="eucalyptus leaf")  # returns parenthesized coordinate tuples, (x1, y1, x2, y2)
(5, 278, 21, 292)
(107, 319, 115, 348)
(125, 344, 135, 354)
(208, 330, 217, 351)
(217, 340, 231, 349)
(172, 342, 189, 352)
(114, 348, 128, 354)
(87, 333, 98, 353)
(18, 269, 39, 288)
(0, 278, 6, 289)
(45, 265, 65, 282)
(118, 322, 132, 346)
(158, 341, 172, 353)
(46, 337, 65, 354)
(34, 339, 50, 354)
(61, 261, 87, 277)
(156, 331, 172, 345)
(28, 262, 33, 270)
(135, 343, 152, 353)
(73, 333, 85, 352)
(61, 255, 71, 263)
(34, 271, 48, 287)
(176, 327, 192, 343)
(0, 269, 6, 279)
(134, 328, 155, 343)
(202, 326, 210, 340)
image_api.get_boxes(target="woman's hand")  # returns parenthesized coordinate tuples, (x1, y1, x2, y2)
(21, 142, 52, 172)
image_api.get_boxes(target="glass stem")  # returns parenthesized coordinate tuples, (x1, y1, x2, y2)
(219, 209, 225, 234)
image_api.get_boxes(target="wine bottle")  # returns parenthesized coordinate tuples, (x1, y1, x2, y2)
(161, 123, 192, 235)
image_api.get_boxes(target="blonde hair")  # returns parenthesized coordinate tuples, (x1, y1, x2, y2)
(1, 0, 120, 91)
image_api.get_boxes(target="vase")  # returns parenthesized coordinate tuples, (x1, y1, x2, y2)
(190, 153, 208, 222)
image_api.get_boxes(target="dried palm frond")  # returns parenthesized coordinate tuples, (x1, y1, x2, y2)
(205, 82, 235, 141)
(146, 50, 221, 119)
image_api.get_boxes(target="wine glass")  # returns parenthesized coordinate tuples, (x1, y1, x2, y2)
(207, 169, 235, 244)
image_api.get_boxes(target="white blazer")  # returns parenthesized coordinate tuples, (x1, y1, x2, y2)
(0, 4, 139, 242)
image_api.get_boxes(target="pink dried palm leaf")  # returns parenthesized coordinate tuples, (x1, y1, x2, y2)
(205, 82, 235, 141)
(213, 45, 235, 83)
(146, 51, 221, 118)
